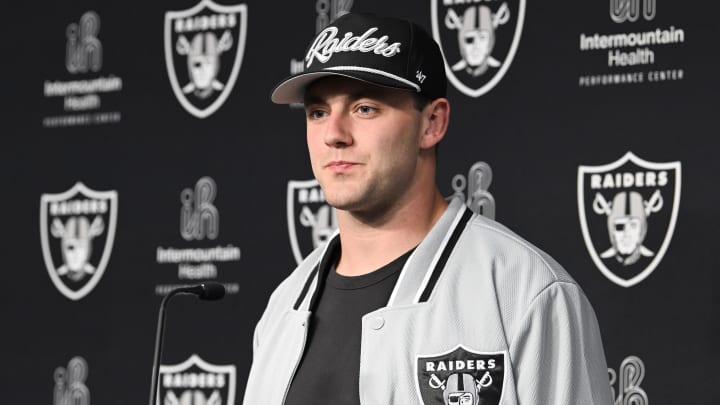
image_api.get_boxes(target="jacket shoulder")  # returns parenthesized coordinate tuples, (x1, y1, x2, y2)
(465, 214, 577, 286)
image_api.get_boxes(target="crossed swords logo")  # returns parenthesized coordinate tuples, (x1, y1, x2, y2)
(428, 371, 493, 392)
(444, 3, 510, 74)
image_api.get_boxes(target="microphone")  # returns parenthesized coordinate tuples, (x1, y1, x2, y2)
(149, 282, 226, 405)
(178, 282, 226, 301)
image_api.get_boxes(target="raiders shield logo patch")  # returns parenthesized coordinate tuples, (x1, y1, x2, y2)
(287, 179, 337, 265)
(578, 152, 681, 287)
(158, 354, 236, 405)
(164, 0, 248, 118)
(431, 0, 525, 97)
(417, 346, 506, 405)
(40, 182, 118, 300)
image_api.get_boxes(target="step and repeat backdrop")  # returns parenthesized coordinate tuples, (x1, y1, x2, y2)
(2, 0, 718, 403)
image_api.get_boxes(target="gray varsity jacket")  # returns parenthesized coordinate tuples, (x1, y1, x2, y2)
(242, 197, 613, 405)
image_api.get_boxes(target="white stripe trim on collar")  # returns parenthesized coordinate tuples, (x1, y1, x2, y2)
(411, 205, 469, 304)
(386, 246, 420, 307)
(323, 66, 421, 92)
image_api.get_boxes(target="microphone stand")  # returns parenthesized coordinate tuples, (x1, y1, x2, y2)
(149, 283, 225, 405)
(149, 288, 184, 405)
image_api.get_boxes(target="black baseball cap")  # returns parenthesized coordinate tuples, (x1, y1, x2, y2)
(271, 13, 447, 104)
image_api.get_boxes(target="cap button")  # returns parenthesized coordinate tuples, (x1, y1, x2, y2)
(370, 316, 385, 330)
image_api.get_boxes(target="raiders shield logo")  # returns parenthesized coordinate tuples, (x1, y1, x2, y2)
(40, 182, 118, 300)
(417, 346, 506, 405)
(578, 152, 681, 287)
(431, 0, 525, 97)
(158, 354, 236, 405)
(164, 0, 248, 118)
(287, 179, 338, 265)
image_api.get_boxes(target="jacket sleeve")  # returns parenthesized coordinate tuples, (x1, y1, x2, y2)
(508, 281, 614, 405)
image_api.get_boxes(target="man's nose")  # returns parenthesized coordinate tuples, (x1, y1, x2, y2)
(323, 112, 353, 148)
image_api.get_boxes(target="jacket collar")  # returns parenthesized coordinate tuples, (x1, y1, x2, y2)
(293, 197, 473, 311)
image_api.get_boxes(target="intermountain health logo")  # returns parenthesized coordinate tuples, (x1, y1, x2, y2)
(158, 354, 236, 405)
(431, 0, 525, 97)
(416, 346, 506, 405)
(155, 177, 240, 296)
(40, 182, 118, 300)
(450, 161, 495, 219)
(608, 355, 649, 404)
(578, 152, 681, 287)
(287, 179, 338, 265)
(54, 356, 90, 405)
(165, 0, 248, 118)
(42, 11, 123, 128)
(577, 0, 686, 87)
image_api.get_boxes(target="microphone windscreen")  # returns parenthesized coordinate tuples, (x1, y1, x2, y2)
(199, 282, 226, 301)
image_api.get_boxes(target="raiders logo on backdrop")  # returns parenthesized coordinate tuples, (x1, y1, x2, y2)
(417, 346, 506, 405)
(158, 354, 236, 405)
(164, 0, 248, 118)
(287, 179, 338, 265)
(431, 0, 525, 97)
(578, 152, 681, 287)
(40, 182, 118, 300)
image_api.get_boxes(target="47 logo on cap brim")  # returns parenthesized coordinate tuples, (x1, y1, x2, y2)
(158, 354, 236, 405)
(40, 182, 118, 300)
(431, 0, 525, 97)
(416, 346, 506, 405)
(164, 0, 247, 118)
(578, 152, 681, 287)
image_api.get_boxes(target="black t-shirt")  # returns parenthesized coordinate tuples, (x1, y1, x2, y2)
(284, 245, 414, 405)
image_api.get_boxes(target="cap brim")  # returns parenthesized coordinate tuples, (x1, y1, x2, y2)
(270, 69, 419, 104)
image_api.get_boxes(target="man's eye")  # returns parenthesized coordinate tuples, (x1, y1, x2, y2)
(357, 105, 376, 114)
(307, 110, 327, 119)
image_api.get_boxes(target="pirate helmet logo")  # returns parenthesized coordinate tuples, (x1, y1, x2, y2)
(417, 346, 506, 405)
(164, 0, 248, 118)
(40, 182, 118, 300)
(287, 179, 338, 265)
(431, 0, 525, 97)
(578, 152, 681, 287)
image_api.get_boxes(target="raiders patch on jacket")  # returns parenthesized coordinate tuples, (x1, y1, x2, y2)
(417, 346, 505, 405)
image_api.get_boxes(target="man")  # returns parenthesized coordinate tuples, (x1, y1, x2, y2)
(243, 13, 612, 405)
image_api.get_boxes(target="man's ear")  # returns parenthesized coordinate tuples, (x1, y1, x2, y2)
(420, 98, 450, 150)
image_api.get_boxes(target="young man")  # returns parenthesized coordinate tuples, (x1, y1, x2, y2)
(243, 13, 612, 405)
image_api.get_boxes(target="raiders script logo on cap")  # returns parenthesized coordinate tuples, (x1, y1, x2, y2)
(305, 26, 402, 68)
(416, 346, 506, 405)
(271, 13, 447, 104)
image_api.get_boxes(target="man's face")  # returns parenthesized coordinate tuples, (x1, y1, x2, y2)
(462, 30, 491, 66)
(612, 216, 643, 254)
(447, 392, 475, 405)
(188, 33, 219, 89)
(304, 77, 425, 216)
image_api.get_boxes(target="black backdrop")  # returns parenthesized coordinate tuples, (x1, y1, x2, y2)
(3, 0, 718, 404)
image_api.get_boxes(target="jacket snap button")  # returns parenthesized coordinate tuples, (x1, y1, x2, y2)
(371, 316, 385, 330)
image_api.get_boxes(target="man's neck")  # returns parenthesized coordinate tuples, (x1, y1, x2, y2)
(334, 189, 448, 276)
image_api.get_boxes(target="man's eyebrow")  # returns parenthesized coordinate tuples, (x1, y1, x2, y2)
(304, 90, 382, 106)
(303, 94, 324, 106)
